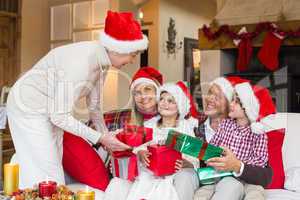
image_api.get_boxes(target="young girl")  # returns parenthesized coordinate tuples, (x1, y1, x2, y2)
(105, 82, 199, 200)
(195, 82, 275, 200)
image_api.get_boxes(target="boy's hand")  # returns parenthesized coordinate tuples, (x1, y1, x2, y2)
(137, 150, 151, 167)
(206, 146, 242, 173)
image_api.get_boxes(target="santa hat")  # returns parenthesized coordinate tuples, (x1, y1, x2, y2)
(235, 82, 277, 134)
(212, 76, 250, 102)
(159, 81, 198, 119)
(100, 10, 148, 54)
(130, 66, 163, 96)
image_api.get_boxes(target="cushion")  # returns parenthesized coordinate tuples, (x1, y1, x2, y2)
(284, 167, 300, 192)
(266, 128, 285, 189)
(63, 131, 109, 191)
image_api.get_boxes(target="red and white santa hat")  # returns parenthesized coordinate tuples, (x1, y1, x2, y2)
(211, 76, 250, 102)
(130, 66, 163, 96)
(100, 10, 148, 54)
(159, 81, 199, 119)
(235, 82, 277, 134)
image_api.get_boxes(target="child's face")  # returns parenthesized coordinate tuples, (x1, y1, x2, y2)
(133, 83, 157, 114)
(158, 92, 178, 118)
(229, 94, 247, 119)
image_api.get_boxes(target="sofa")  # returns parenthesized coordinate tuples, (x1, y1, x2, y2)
(265, 112, 300, 200)
(66, 112, 300, 200)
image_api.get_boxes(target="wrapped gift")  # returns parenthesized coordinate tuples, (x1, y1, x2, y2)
(111, 151, 138, 182)
(147, 145, 182, 176)
(116, 125, 153, 147)
(103, 109, 131, 131)
(197, 167, 233, 185)
(165, 130, 223, 161)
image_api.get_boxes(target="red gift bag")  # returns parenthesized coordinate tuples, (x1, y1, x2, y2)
(116, 125, 153, 147)
(111, 151, 138, 181)
(147, 145, 182, 176)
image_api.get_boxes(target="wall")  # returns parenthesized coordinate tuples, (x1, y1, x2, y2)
(142, 0, 159, 68)
(21, 0, 50, 73)
(158, 0, 216, 82)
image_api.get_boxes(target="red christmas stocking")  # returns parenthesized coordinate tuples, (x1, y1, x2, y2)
(237, 38, 253, 72)
(258, 32, 284, 71)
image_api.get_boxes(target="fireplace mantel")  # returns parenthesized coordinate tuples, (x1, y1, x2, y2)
(198, 20, 300, 50)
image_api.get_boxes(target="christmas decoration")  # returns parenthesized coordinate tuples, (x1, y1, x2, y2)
(4, 163, 19, 196)
(201, 22, 299, 71)
(258, 30, 284, 71)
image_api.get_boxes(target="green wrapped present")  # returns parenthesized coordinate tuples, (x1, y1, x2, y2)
(165, 130, 223, 160)
(197, 167, 233, 185)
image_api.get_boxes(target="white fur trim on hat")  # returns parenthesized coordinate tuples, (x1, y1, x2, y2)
(159, 83, 190, 119)
(235, 82, 260, 123)
(100, 31, 148, 54)
(250, 114, 278, 134)
(130, 78, 160, 98)
(212, 77, 234, 102)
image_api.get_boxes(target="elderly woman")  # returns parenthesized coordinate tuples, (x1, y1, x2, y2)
(194, 77, 273, 200)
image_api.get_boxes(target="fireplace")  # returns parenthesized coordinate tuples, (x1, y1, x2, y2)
(223, 46, 300, 113)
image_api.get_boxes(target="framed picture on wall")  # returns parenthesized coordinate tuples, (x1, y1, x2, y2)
(184, 37, 202, 110)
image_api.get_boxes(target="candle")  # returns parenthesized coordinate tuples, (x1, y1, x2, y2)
(4, 163, 19, 196)
(38, 180, 57, 198)
(76, 187, 95, 200)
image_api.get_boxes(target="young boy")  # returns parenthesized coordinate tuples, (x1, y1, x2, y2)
(195, 82, 276, 200)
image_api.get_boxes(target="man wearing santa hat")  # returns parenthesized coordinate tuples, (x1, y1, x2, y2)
(6, 10, 148, 188)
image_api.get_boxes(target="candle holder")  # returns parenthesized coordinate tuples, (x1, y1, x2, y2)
(38, 181, 57, 198)
(76, 189, 95, 200)
(4, 163, 19, 196)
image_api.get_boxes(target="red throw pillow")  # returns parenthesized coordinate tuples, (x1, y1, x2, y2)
(266, 128, 285, 189)
(63, 131, 109, 191)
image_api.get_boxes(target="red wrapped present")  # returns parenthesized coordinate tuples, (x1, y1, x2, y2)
(103, 109, 132, 131)
(116, 125, 153, 147)
(147, 145, 182, 176)
(111, 151, 138, 182)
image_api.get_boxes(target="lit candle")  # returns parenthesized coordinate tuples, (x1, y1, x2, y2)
(76, 186, 95, 200)
(38, 180, 57, 198)
(4, 163, 19, 196)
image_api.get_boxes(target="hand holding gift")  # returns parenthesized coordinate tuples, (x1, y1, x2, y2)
(110, 125, 153, 181)
(137, 150, 152, 167)
(206, 146, 242, 173)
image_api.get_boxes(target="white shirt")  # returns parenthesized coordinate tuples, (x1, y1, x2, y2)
(9, 41, 110, 144)
(204, 118, 215, 143)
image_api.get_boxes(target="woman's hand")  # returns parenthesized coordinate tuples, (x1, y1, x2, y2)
(138, 150, 151, 167)
(175, 159, 194, 171)
(98, 133, 130, 152)
(206, 146, 242, 173)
